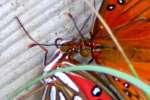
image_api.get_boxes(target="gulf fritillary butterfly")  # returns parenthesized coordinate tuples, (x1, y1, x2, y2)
(15, 0, 150, 99)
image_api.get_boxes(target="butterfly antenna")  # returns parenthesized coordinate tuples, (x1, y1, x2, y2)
(80, 14, 92, 33)
(67, 13, 85, 39)
(16, 16, 50, 66)
(16, 16, 48, 53)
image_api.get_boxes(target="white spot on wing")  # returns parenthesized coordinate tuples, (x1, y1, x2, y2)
(55, 72, 79, 92)
(59, 92, 66, 100)
(73, 96, 82, 100)
(93, 86, 101, 96)
(50, 86, 56, 100)
(44, 51, 63, 72)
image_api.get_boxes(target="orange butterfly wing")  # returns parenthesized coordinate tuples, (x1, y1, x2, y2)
(92, 0, 150, 82)
(92, 0, 150, 99)
(107, 75, 147, 100)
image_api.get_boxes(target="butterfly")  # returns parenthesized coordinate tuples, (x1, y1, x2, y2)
(16, 0, 150, 99)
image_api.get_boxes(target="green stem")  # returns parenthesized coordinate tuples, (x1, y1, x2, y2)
(7, 65, 150, 99)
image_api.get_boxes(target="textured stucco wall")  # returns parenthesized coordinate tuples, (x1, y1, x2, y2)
(0, 0, 103, 99)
